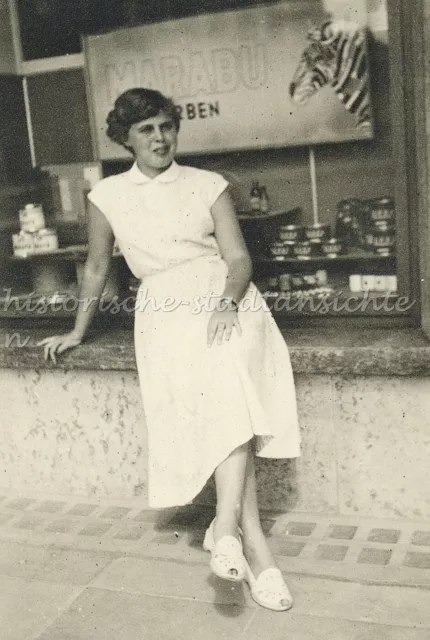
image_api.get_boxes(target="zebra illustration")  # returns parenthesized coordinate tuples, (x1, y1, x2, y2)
(289, 20, 372, 131)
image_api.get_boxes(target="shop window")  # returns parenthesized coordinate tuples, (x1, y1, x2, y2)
(86, 1, 413, 323)
(2, 0, 421, 327)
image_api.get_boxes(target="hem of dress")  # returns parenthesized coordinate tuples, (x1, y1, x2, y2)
(147, 434, 301, 509)
(148, 433, 254, 509)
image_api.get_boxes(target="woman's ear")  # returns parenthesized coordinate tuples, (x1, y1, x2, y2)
(122, 131, 135, 155)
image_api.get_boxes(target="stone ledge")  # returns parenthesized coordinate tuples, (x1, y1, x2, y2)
(0, 325, 429, 376)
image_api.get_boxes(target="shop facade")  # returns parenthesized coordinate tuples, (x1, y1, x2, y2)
(0, 0, 430, 519)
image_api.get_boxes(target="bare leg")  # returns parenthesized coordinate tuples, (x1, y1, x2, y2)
(213, 441, 249, 542)
(240, 445, 277, 577)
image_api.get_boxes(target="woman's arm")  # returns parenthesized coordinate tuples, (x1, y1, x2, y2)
(206, 188, 252, 347)
(72, 201, 115, 340)
(38, 201, 115, 362)
(211, 188, 253, 306)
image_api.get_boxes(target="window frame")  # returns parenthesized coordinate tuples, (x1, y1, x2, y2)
(6, 0, 427, 329)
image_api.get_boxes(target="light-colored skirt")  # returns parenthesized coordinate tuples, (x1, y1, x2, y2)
(134, 255, 300, 508)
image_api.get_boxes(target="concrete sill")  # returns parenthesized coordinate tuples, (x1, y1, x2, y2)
(0, 325, 429, 376)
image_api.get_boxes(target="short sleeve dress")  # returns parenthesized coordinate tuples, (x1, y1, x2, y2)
(88, 161, 300, 508)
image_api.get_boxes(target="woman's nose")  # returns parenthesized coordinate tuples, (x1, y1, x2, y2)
(153, 126, 165, 141)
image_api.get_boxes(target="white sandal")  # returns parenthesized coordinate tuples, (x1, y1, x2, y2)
(244, 560, 293, 611)
(203, 518, 246, 582)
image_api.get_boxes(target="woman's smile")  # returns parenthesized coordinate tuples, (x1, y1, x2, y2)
(125, 112, 178, 178)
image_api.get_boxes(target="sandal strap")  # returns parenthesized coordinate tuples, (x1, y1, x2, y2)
(255, 568, 292, 597)
(214, 535, 242, 556)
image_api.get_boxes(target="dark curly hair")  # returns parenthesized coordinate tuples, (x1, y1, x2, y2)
(106, 88, 180, 153)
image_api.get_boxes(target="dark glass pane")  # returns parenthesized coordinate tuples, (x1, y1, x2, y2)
(17, 0, 276, 60)
(27, 70, 93, 164)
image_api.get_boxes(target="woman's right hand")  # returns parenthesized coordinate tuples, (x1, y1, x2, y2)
(37, 331, 83, 364)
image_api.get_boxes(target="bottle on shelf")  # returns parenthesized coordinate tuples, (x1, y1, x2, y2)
(250, 180, 261, 213)
(259, 186, 270, 214)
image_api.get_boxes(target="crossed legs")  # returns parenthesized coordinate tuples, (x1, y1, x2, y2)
(213, 440, 276, 577)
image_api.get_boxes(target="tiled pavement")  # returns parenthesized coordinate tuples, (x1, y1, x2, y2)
(1, 493, 430, 639)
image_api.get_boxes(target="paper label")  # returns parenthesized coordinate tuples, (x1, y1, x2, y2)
(59, 178, 73, 213)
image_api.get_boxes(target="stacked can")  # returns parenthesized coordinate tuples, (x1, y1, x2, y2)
(364, 197, 396, 256)
(12, 204, 59, 257)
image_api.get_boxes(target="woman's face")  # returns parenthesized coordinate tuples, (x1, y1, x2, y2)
(125, 111, 178, 177)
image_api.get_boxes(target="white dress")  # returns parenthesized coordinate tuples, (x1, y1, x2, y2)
(88, 161, 300, 508)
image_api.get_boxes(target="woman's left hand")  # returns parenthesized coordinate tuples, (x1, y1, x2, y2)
(207, 309, 242, 347)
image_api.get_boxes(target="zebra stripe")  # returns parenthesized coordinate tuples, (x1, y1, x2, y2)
(290, 20, 372, 130)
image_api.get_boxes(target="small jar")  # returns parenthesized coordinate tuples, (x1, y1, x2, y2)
(369, 197, 395, 229)
(304, 223, 331, 242)
(321, 237, 343, 258)
(12, 230, 34, 257)
(19, 203, 45, 233)
(293, 241, 312, 260)
(259, 186, 269, 214)
(278, 273, 291, 292)
(250, 181, 261, 213)
(278, 224, 303, 242)
(270, 241, 292, 259)
(369, 226, 396, 256)
(316, 269, 328, 286)
(291, 273, 317, 290)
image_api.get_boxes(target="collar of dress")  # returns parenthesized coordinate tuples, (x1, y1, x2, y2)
(127, 161, 181, 185)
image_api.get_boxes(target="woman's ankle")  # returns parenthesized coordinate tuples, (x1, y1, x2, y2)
(213, 513, 241, 541)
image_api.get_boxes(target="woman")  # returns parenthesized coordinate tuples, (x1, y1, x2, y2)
(39, 88, 301, 612)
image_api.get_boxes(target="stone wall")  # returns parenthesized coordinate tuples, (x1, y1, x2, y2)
(1, 368, 429, 521)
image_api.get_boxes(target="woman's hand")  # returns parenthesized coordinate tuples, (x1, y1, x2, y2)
(207, 309, 241, 347)
(37, 331, 83, 364)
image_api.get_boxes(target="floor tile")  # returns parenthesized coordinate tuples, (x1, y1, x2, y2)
(99, 506, 132, 520)
(247, 611, 430, 640)
(368, 528, 401, 544)
(44, 519, 76, 534)
(5, 498, 36, 511)
(328, 524, 358, 540)
(269, 536, 306, 557)
(114, 524, 150, 541)
(36, 501, 66, 514)
(358, 547, 393, 566)
(284, 521, 317, 536)
(150, 530, 183, 545)
(77, 522, 113, 537)
(288, 575, 430, 628)
(32, 547, 116, 585)
(315, 544, 348, 562)
(0, 541, 52, 580)
(412, 531, 430, 547)
(404, 552, 430, 570)
(0, 574, 82, 640)
(66, 503, 98, 517)
(133, 508, 172, 523)
(91, 556, 254, 607)
(0, 540, 114, 585)
(12, 514, 46, 530)
(0, 512, 15, 525)
(37, 587, 254, 640)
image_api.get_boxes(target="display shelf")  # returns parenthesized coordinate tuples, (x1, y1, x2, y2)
(254, 251, 396, 267)
(237, 208, 299, 221)
(1, 246, 123, 262)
